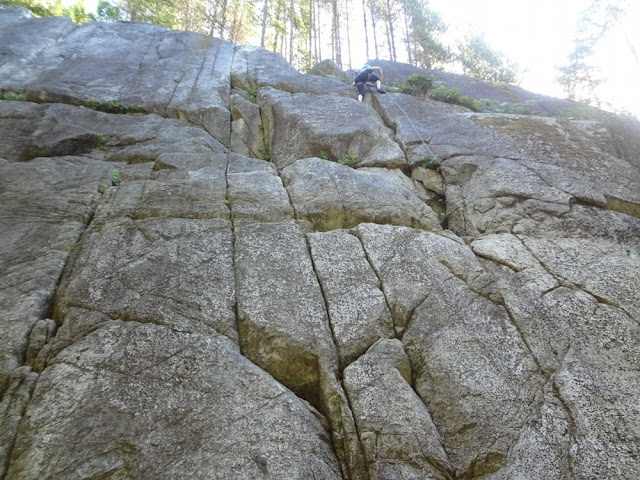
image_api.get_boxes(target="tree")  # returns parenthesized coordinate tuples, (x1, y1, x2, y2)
(361, 0, 370, 60)
(384, 0, 397, 61)
(457, 34, 520, 83)
(557, 0, 627, 106)
(403, 0, 450, 68)
(0, 0, 97, 22)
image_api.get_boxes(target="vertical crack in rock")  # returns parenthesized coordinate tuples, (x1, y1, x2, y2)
(303, 233, 366, 480)
(234, 218, 368, 480)
(550, 369, 579, 478)
(277, 163, 299, 221)
(225, 155, 243, 353)
(0, 160, 111, 479)
(0, 367, 39, 479)
(353, 232, 400, 340)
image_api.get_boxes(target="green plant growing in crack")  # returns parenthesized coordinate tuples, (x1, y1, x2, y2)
(111, 168, 123, 186)
(96, 133, 107, 150)
(319, 151, 330, 160)
(258, 145, 270, 161)
(423, 156, 442, 170)
(338, 154, 357, 166)
(84, 99, 145, 114)
(0, 90, 27, 101)
(409, 354, 424, 370)
(247, 89, 257, 103)
(439, 212, 449, 228)
(224, 198, 231, 207)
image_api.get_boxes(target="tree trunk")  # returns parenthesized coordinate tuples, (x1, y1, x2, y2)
(402, 1, 412, 64)
(383, 6, 391, 60)
(316, 0, 322, 60)
(345, 2, 352, 68)
(362, 0, 369, 61)
(332, 0, 341, 67)
(219, 0, 228, 39)
(261, 0, 269, 47)
(386, 0, 396, 61)
(289, 0, 295, 63)
(370, 1, 379, 59)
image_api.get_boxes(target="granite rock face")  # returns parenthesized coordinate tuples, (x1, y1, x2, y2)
(1, 9, 639, 480)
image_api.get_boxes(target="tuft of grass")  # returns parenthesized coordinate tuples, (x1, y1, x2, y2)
(423, 156, 442, 170)
(431, 85, 479, 111)
(111, 168, 123, 186)
(96, 133, 107, 150)
(0, 90, 27, 101)
(258, 145, 270, 161)
(338, 154, 357, 166)
(439, 211, 449, 229)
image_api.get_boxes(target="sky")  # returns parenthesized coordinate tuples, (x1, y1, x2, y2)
(76, 0, 640, 116)
(427, 0, 640, 116)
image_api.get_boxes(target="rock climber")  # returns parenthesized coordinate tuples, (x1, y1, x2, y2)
(353, 63, 385, 101)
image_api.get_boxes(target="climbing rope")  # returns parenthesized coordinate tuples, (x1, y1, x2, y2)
(381, 89, 439, 160)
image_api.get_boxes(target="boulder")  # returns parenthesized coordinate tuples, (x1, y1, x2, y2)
(402, 270, 543, 478)
(227, 154, 294, 222)
(282, 157, 441, 232)
(307, 230, 395, 367)
(355, 223, 490, 333)
(0, 156, 110, 394)
(0, 13, 76, 90)
(344, 339, 453, 479)
(261, 89, 406, 169)
(472, 233, 640, 478)
(6, 319, 342, 479)
(309, 59, 351, 84)
(1, 18, 233, 144)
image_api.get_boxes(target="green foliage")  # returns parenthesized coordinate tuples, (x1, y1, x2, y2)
(409, 354, 424, 370)
(1, 0, 97, 23)
(439, 211, 449, 228)
(430, 85, 479, 111)
(224, 198, 231, 207)
(95, 133, 107, 150)
(247, 89, 257, 103)
(423, 156, 441, 169)
(557, 0, 626, 107)
(0, 90, 27, 101)
(404, 0, 452, 69)
(338, 154, 357, 166)
(96, 0, 120, 21)
(457, 34, 520, 84)
(399, 73, 436, 96)
(258, 145, 270, 161)
(84, 99, 145, 114)
(319, 151, 330, 160)
(111, 168, 122, 186)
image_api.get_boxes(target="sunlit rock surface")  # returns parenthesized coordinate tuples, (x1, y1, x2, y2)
(1, 8, 640, 480)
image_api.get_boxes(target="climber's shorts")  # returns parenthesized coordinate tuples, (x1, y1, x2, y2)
(356, 74, 380, 96)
